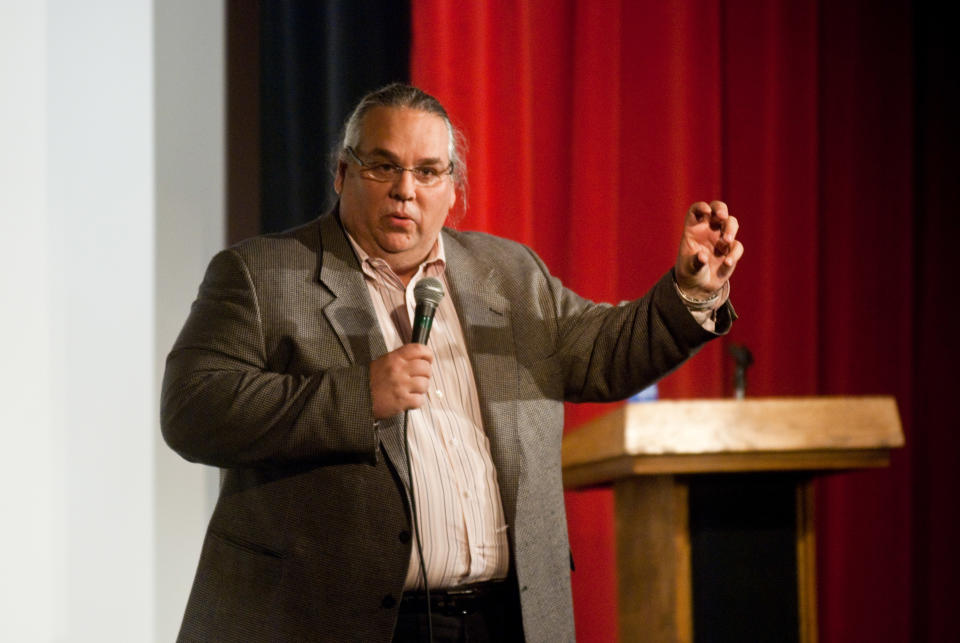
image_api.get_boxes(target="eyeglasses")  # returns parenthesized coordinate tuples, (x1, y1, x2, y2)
(344, 147, 453, 187)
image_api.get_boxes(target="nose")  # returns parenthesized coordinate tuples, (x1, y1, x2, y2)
(389, 169, 416, 202)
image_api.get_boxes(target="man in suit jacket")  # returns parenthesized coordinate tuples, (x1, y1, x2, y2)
(161, 84, 742, 642)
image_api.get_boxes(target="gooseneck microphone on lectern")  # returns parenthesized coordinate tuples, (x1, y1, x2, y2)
(412, 277, 445, 344)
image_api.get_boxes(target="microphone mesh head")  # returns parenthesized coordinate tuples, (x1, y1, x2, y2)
(413, 277, 445, 307)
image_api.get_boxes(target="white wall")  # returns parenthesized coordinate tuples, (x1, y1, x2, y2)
(153, 1, 225, 640)
(1, 3, 65, 640)
(0, 2, 223, 640)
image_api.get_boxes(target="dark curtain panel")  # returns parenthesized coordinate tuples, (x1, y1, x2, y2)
(259, 0, 411, 233)
(911, 3, 960, 642)
(227, 0, 262, 245)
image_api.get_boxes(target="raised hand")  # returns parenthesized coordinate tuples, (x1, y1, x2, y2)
(675, 200, 744, 299)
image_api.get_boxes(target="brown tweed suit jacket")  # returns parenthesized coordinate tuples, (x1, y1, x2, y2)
(161, 211, 731, 642)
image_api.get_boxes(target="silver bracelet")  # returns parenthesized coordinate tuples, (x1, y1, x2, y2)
(674, 279, 727, 311)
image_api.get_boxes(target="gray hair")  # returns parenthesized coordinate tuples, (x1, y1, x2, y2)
(334, 83, 468, 200)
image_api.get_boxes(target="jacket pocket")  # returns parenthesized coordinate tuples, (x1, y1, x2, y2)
(183, 528, 286, 640)
(209, 527, 286, 560)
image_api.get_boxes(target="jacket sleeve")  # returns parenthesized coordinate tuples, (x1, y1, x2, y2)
(536, 254, 734, 403)
(160, 248, 380, 468)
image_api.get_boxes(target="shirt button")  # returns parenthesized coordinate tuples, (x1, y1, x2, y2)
(463, 491, 470, 499)
(398, 530, 411, 544)
(435, 389, 444, 398)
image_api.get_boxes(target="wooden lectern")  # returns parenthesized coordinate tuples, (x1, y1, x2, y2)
(562, 396, 903, 643)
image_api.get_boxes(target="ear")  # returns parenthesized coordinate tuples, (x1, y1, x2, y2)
(334, 161, 347, 195)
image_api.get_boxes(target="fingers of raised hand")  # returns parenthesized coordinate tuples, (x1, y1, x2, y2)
(688, 201, 712, 224)
(713, 215, 739, 259)
(680, 201, 743, 289)
(721, 214, 738, 243)
(717, 239, 744, 278)
(709, 200, 729, 219)
(688, 200, 729, 224)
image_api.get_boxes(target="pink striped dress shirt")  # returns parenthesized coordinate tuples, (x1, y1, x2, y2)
(345, 232, 511, 590)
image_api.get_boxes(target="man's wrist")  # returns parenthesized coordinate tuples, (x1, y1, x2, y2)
(674, 279, 729, 311)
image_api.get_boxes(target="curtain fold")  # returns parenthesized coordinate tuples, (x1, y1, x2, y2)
(411, 1, 944, 641)
(814, 3, 915, 641)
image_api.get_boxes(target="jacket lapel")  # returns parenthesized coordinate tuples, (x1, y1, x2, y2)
(315, 213, 411, 491)
(442, 230, 521, 529)
(316, 213, 384, 364)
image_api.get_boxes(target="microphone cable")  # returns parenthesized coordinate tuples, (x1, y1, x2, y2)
(401, 276, 444, 642)
(403, 408, 433, 642)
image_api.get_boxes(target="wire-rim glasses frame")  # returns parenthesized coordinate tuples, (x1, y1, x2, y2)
(344, 146, 454, 187)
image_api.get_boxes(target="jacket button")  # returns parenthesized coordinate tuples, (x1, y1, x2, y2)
(398, 530, 411, 544)
(382, 594, 397, 609)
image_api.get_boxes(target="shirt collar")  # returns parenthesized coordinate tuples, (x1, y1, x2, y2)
(344, 229, 447, 286)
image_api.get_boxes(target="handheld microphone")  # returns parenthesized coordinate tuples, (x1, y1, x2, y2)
(407, 276, 445, 642)
(411, 277, 445, 344)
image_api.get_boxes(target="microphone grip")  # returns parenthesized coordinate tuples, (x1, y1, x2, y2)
(411, 301, 439, 344)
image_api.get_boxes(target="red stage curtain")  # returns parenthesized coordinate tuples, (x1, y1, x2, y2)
(411, 1, 940, 641)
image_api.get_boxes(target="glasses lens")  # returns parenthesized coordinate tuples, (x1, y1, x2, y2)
(363, 164, 397, 181)
(412, 168, 442, 186)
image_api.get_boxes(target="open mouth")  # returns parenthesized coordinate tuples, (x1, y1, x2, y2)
(385, 213, 414, 226)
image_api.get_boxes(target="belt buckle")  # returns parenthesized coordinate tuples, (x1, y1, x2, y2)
(438, 586, 477, 616)
(446, 586, 478, 598)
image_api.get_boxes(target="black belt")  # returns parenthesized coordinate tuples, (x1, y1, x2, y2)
(400, 580, 510, 616)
